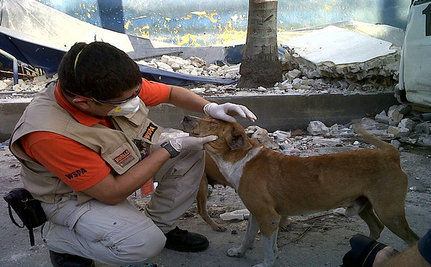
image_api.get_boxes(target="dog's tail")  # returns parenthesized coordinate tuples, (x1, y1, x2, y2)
(353, 123, 398, 153)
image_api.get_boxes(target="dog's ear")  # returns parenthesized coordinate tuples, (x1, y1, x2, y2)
(227, 128, 249, 150)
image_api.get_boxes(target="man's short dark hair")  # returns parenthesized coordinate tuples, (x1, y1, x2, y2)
(58, 41, 142, 100)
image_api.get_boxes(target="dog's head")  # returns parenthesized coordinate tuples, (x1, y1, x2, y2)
(181, 115, 254, 156)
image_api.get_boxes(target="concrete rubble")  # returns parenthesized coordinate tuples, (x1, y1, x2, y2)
(281, 26, 400, 93)
(240, 104, 431, 159)
(0, 74, 57, 99)
(136, 55, 240, 80)
(1, 31, 401, 99)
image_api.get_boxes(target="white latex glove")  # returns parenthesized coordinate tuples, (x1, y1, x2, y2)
(170, 135, 218, 151)
(203, 102, 257, 123)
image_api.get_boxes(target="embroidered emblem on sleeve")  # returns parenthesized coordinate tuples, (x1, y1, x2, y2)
(113, 149, 134, 167)
(143, 123, 158, 141)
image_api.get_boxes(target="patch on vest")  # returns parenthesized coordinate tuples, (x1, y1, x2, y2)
(65, 168, 88, 179)
(113, 149, 134, 167)
(143, 123, 158, 141)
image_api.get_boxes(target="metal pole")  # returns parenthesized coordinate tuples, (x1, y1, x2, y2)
(0, 49, 19, 85)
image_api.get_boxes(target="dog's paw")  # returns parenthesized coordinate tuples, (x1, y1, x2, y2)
(226, 247, 244, 257)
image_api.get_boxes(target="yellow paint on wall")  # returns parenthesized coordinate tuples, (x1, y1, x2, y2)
(181, 11, 219, 23)
(165, 17, 172, 21)
(87, 12, 91, 19)
(325, 5, 331, 11)
(137, 26, 150, 38)
(124, 20, 131, 30)
(176, 34, 203, 47)
(215, 21, 246, 45)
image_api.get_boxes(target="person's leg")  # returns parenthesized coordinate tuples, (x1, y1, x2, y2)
(145, 149, 205, 233)
(42, 198, 166, 265)
(145, 148, 209, 252)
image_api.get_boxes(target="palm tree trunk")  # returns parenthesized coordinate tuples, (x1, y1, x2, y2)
(238, 0, 282, 88)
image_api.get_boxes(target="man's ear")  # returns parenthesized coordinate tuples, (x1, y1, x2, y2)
(72, 97, 92, 110)
(227, 128, 249, 150)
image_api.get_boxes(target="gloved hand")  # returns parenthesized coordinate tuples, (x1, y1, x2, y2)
(203, 102, 257, 123)
(170, 135, 218, 152)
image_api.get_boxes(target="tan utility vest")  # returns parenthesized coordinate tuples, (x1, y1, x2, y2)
(10, 82, 162, 204)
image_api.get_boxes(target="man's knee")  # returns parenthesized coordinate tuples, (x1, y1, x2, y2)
(139, 228, 167, 259)
(116, 226, 166, 262)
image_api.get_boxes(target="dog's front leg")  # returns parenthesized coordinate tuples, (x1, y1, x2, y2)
(227, 214, 259, 257)
(254, 229, 279, 267)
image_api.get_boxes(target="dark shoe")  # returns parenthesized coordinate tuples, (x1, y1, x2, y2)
(164, 227, 209, 252)
(342, 234, 395, 267)
(49, 250, 94, 267)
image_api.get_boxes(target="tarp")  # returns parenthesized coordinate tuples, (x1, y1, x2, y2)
(0, 26, 237, 85)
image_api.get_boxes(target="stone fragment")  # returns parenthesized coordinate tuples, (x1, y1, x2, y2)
(292, 78, 302, 89)
(0, 80, 9, 91)
(190, 88, 205, 94)
(12, 84, 21, 91)
(155, 61, 174, 72)
(189, 56, 206, 68)
(280, 80, 293, 90)
(388, 105, 404, 125)
(398, 118, 415, 131)
(307, 121, 329, 136)
(316, 138, 342, 146)
(273, 130, 291, 141)
(391, 139, 401, 149)
(375, 110, 390, 124)
(286, 69, 301, 80)
(388, 126, 410, 137)
(246, 126, 278, 150)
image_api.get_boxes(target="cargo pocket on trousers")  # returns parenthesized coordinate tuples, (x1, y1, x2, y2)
(66, 202, 91, 230)
(168, 152, 200, 178)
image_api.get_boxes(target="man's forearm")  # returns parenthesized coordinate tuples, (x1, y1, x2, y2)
(83, 147, 171, 204)
(167, 86, 210, 113)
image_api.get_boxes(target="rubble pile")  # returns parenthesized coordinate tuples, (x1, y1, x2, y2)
(281, 26, 400, 93)
(135, 54, 394, 96)
(245, 104, 431, 157)
(136, 55, 240, 80)
(1, 38, 399, 98)
(0, 75, 57, 97)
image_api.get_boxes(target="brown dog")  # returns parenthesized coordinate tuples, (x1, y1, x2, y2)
(182, 115, 419, 267)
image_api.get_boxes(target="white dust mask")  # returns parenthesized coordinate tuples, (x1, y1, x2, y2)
(107, 96, 140, 117)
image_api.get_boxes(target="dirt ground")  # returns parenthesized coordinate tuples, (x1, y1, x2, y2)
(1, 142, 430, 267)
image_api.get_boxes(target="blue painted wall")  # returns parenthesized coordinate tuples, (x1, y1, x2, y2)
(38, 0, 410, 46)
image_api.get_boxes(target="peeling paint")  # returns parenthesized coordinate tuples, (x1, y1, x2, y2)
(37, 0, 410, 47)
(124, 20, 131, 30)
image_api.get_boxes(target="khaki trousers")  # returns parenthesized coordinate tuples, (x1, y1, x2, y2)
(42, 148, 205, 265)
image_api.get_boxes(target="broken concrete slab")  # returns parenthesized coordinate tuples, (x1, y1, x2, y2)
(285, 26, 396, 66)
(281, 26, 400, 85)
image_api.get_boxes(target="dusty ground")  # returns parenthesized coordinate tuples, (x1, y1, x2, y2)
(1, 141, 430, 267)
